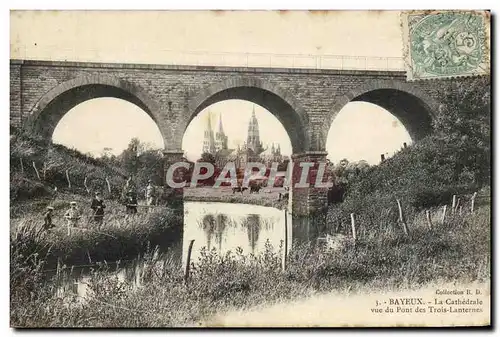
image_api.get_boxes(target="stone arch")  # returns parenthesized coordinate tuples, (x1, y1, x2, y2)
(182, 76, 310, 153)
(323, 79, 442, 145)
(24, 75, 169, 146)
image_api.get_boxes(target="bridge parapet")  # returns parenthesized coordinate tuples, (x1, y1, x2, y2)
(13, 47, 405, 71)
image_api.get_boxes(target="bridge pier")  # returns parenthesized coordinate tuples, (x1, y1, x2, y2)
(161, 150, 185, 262)
(290, 151, 329, 243)
(162, 150, 185, 209)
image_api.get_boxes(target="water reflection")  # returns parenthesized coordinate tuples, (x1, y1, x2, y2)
(54, 259, 146, 301)
(201, 213, 228, 253)
(55, 202, 306, 299)
(183, 202, 292, 266)
(244, 214, 261, 254)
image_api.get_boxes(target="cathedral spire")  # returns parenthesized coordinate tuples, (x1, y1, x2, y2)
(202, 111, 216, 154)
(206, 111, 213, 131)
(217, 112, 224, 134)
(214, 112, 228, 152)
(246, 105, 261, 154)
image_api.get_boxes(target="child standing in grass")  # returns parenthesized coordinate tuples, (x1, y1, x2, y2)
(145, 179, 156, 211)
(90, 191, 106, 229)
(125, 190, 138, 215)
(64, 201, 81, 235)
(43, 206, 55, 231)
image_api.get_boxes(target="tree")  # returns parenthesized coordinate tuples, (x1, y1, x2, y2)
(434, 77, 491, 187)
(136, 149, 164, 188)
(333, 159, 349, 181)
(277, 158, 290, 171)
(198, 152, 216, 165)
(120, 138, 140, 177)
(101, 147, 113, 158)
(117, 138, 166, 195)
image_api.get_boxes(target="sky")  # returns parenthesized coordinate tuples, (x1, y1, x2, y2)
(10, 11, 403, 60)
(12, 10, 412, 165)
(52, 98, 165, 156)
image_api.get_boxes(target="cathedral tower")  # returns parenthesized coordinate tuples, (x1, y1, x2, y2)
(202, 112, 216, 154)
(215, 113, 228, 152)
(246, 105, 262, 153)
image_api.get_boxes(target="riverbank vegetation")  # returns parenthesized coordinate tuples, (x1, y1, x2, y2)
(11, 193, 182, 271)
(327, 77, 490, 234)
(11, 204, 489, 327)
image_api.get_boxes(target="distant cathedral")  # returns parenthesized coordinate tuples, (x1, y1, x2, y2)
(202, 113, 216, 154)
(214, 113, 228, 152)
(201, 105, 284, 168)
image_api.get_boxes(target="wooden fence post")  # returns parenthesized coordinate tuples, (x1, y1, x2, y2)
(350, 213, 357, 244)
(86, 249, 92, 264)
(184, 240, 195, 285)
(425, 210, 433, 230)
(456, 198, 461, 212)
(471, 192, 477, 213)
(282, 209, 288, 271)
(84, 176, 90, 194)
(105, 177, 112, 194)
(396, 199, 409, 236)
(452, 195, 457, 214)
(65, 169, 71, 189)
(32, 161, 41, 181)
(441, 205, 447, 224)
(135, 259, 142, 288)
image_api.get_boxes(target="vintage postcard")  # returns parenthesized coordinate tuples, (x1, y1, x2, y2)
(9, 10, 491, 328)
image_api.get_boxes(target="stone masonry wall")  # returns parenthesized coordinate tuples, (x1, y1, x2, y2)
(10, 61, 22, 127)
(10, 60, 463, 153)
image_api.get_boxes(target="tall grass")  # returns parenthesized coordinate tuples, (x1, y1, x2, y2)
(11, 205, 490, 327)
(11, 203, 182, 271)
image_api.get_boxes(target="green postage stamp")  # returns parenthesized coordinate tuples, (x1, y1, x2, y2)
(402, 10, 490, 81)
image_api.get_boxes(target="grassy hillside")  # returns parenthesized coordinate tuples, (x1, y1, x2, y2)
(325, 77, 490, 236)
(325, 134, 490, 236)
(10, 131, 128, 202)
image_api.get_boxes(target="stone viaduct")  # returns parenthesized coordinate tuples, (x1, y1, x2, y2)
(10, 59, 464, 237)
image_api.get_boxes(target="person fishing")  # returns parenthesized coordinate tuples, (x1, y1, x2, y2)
(64, 201, 81, 235)
(90, 191, 106, 228)
(43, 206, 55, 231)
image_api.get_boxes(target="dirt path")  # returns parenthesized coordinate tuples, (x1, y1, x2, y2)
(199, 281, 490, 327)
